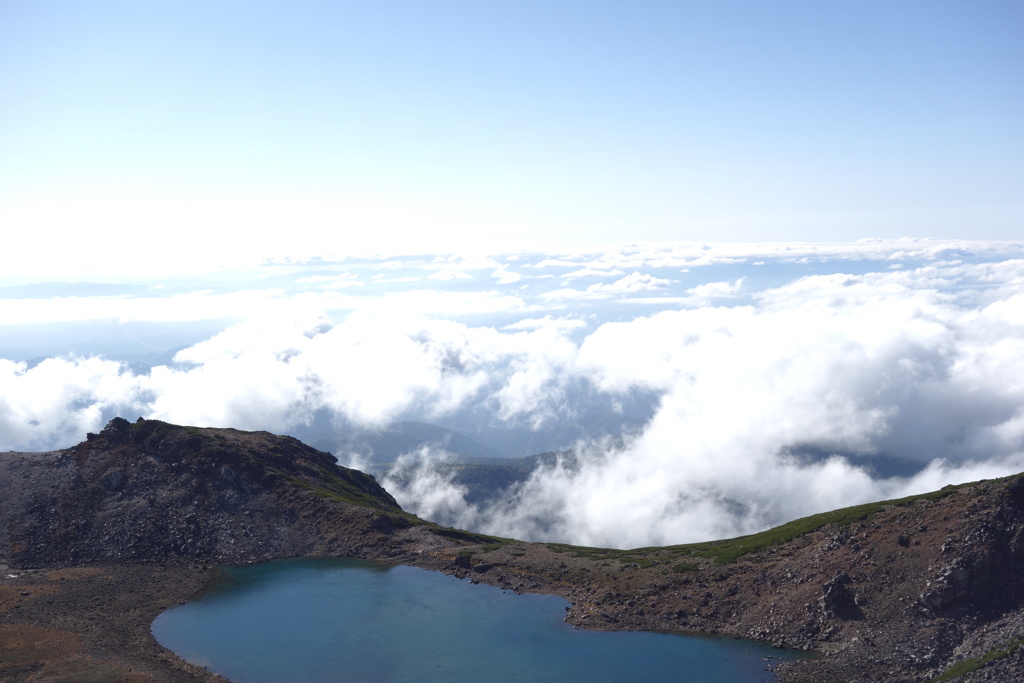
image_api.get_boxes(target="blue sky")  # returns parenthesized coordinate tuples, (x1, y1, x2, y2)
(2, 1, 1023, 278)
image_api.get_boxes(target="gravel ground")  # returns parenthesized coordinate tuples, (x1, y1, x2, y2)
(1, 562, 224, 682)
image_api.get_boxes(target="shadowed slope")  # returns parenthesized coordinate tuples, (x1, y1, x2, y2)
(0, 417, 418, 568)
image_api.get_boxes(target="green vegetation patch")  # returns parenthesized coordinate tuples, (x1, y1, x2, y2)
(429, 527, 511, 546)
(545, 543, 610, 558)
(689, 476, 1019, 564)
(544, 474, 1022, 566)
(283, 470, 421, 524)
(478, 543, 505, 553)
(666, 489, 959, 565)
(930, 636, 1024, 682)
(544, 543, 668, 568)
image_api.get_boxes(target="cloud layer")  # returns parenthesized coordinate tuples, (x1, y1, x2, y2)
(374, 261, 1024, 547)
(2, 242, 1024, 548)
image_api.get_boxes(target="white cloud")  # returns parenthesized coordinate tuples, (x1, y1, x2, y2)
(0, 356, 145, 450)
(588, 272, 673, 293)
(427, 269, 474, 281)
(538, 287, 596, 302)
(491, 267, 523, 284)
(532, 258, 585, 268)
(302, 273, 366, 289)
(386, 259, 1024, 547)
(539, 272, 674, 302)
(502, 316, 589, 332)
(362, 290, 530, 316)
(685, 277, 745, 300)
(4, 243, 1024, 549)
(562, 268, 625, 279)
(321, 280, 366, 289)
(379, 448, 481, 530)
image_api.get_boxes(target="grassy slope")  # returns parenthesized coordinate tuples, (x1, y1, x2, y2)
(543, 474, 1022, 567)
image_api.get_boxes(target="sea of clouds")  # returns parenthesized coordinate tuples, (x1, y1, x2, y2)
(2, 240, 1023, 548)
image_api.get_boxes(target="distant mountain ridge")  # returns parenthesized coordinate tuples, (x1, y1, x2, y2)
(319, 420, 507, 463)
(379, 450, 575, 506)
(291, 399, 654, 463)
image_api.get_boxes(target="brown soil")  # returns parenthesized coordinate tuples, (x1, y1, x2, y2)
(0, 564, 222, 682)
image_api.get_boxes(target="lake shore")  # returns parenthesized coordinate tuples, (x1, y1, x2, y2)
(1, 554, 798, 683)
(6, 520, 1024, 683)
(0, 563, 225, 682)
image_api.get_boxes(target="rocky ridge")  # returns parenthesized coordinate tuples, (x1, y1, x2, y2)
(0, 417, 424, 568)
(4, 418, 1024, 681)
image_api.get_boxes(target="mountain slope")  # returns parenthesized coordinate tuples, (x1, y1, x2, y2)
(0, 417, 419, 568)
(4, 419, 1024, 681)
(427, 473, 1024, 681)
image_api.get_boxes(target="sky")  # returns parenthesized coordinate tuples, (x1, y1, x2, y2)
(2, 3, 1024, 548)
(2, 1, 1023, 275)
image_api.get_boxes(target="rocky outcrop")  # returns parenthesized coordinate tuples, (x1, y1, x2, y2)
(0, 417, 418, 568)
(819, 572, 862, 620)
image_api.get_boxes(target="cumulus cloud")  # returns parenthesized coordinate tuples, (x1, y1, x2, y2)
(502, 316, 589, 333)
(3, 244, 1024, 549)
(531, 258, 585, 268)
(539, 272, 674, 301)
(0, 356, 147, 450)
(375, 448, 481, 531)
(143, 312, 500, 429)
(380, 258, 1024, 547)
(588, 272, 673, 293)
(491, 268, 522, 284)
(685, 277, 745, 300)
(427, 269, 474, 281)
(562, 268, 625, 279)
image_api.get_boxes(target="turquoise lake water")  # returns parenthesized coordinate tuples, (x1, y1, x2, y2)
(152, 558, 801, 682)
